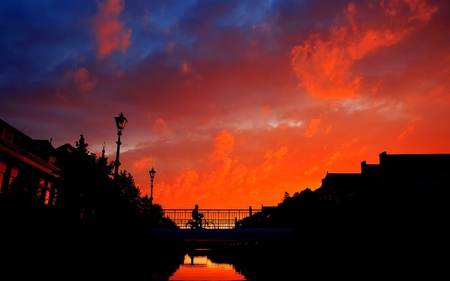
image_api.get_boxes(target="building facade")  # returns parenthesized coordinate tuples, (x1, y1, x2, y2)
(0, 119, 60, 207)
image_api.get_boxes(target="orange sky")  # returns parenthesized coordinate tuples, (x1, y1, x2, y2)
(1, 0, 449, 209)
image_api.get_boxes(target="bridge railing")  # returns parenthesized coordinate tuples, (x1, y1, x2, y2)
(163, 208, 261, 229)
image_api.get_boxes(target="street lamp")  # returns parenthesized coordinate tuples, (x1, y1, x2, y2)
(114, 112, 128, 180)
(149, 167, 156, 206)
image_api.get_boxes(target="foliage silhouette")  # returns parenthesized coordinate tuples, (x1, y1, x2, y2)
(2, 134, 182, 279)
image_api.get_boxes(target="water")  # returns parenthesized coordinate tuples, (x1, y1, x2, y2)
(169, 249, 246, 281)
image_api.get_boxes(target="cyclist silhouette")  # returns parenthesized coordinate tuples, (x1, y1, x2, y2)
(192, 204, 204, 228)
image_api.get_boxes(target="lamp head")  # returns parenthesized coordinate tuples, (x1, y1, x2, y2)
(149, 167, 156, 179)
(114, 112, 128, 130)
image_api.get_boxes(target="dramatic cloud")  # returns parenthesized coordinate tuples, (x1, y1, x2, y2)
(290, 1, 438, 99)
(92, 0, 132, 58)
(1, 0, 449, 209)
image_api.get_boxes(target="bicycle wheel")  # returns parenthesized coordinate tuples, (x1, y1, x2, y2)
(185, 222, 194, 229)
(204, 221, 215, 229)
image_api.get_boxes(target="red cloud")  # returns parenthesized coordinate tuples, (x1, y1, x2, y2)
(290, 0, 438, 100)
(92, 0, 132, 58)
(61, 67, 98, 93)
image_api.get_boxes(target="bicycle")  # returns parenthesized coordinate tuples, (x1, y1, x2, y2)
(185, 218, 215, 229)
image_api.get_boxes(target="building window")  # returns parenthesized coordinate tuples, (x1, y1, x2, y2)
(2, 128, 13, 142)
(49, 156, 56, 165)
(37, 178, 46, 201)
(48, 183, 57, 206)
(0, 161, 6, 192)
(8, 167, 19, 190)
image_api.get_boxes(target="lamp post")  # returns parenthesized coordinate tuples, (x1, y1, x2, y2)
(114, 112, 128, 180)
(149, 167, 156, 206)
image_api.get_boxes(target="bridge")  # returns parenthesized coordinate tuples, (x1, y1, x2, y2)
(157, 207, 298, 244)
(162, 207, 262, 229)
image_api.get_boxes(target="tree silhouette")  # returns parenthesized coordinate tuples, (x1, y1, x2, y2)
(52, 134, 176, 240)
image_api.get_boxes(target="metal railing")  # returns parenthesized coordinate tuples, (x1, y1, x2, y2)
(163, 207, 261, 229)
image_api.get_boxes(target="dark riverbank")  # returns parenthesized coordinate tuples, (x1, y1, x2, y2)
(2, 196, 448, 280)
(206, 230, 447, 280)
(2, 224, 186, 280)
(2, 222, 447, 280)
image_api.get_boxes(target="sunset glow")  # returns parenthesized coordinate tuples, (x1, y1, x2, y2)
(1, 0, 449, 209)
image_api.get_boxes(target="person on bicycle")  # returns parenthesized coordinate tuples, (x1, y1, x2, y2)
(192, 204, 204, 228)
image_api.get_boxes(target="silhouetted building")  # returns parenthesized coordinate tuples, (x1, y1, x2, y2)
(315, 172, 362, 206)
(0, 119, 60, 206)
(378, 151, 450, 190)
(360, 160, 382, 200)
(316, 151, 450, 207)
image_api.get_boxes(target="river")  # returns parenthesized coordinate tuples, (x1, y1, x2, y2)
(169, 249, 246, 280)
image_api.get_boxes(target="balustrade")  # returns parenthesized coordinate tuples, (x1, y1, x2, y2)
(163, 208, 261, 229)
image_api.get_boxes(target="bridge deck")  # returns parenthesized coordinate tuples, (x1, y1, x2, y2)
(148, 228, 299, 242)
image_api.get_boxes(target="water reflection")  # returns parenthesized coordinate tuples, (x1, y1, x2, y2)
(169, 248, 246, 281)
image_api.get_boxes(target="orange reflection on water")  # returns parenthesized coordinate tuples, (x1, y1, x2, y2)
(169, 253, 246, 281)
